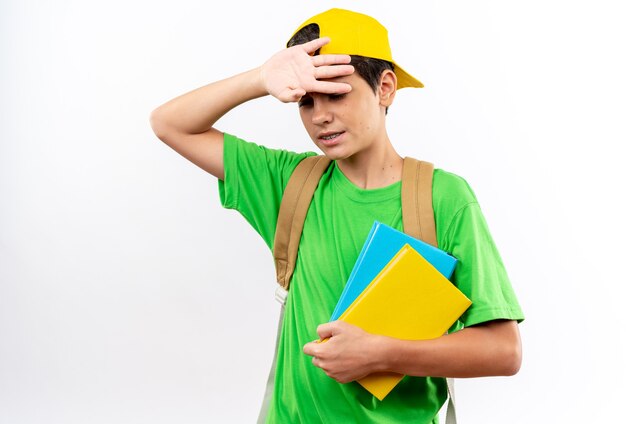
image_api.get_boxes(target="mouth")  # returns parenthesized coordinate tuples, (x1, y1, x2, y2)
(318, 131, 345, 147)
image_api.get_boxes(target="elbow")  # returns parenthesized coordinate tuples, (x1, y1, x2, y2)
(149, 108, 171, 142)
(500, 338, 522, 376)
(489, 319, 522, 376)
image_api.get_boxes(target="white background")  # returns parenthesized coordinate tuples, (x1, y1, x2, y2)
(1, 1, 625, 423)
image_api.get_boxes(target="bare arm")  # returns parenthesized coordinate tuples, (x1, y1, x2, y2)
(149, 37, 354, 180)
(303, 319, 522, 383)
(149, 68, 265, 180)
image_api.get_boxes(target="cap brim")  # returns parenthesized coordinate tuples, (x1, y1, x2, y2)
(394, 63, 424, 89)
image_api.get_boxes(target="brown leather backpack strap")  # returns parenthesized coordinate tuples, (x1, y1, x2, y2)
(402, 158, 457, 423)
(274, 155, 332, 290)
(401, 157, 437, 247)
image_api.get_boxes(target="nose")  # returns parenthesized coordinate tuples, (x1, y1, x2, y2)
(311, 99, 332, 126)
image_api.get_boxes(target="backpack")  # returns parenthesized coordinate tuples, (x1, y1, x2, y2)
(257, 156, 458, 424)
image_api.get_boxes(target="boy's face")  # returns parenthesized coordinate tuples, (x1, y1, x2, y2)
(297, 72, 388, 161)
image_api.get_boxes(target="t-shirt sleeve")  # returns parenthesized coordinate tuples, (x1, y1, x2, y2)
(435, 173, 525, 328)
(217, 132, 316, 250)
(445, 203, 524, 327)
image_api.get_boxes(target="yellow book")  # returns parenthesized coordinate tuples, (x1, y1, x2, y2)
(338, 244, 472, 400)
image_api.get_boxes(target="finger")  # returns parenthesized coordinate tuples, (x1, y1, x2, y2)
(301, 37, 331, 54)
(316, 322, 338, 339)
(314, 65, 355, 80)
(278, 87, 306, 103)
(308, 81, 352, 95)
(303, 341, 318, 357)
(311, 54, 352, 66)
(316, 323, 331, 339)
(311, 356, 322, 369)
(288, 88, 306, 102)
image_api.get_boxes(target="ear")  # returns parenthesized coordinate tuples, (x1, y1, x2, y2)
(378, 70, 397, 108)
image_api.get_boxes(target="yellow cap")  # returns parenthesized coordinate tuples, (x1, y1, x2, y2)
(288, 8, 423, 89)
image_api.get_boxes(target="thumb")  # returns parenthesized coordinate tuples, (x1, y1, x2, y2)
(316, 321, 339, 340)
(287, 88, 306, 102)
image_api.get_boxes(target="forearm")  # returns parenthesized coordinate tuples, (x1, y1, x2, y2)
(150, 67, 266, 136)
(150, 38, 353, 138)
(376, 320, 522, 378)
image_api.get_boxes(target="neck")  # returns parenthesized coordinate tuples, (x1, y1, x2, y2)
(336, 134, 403, 189)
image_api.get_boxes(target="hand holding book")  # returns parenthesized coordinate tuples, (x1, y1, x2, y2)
(328, 222, 472, 400)
(303, 320, 386, 384)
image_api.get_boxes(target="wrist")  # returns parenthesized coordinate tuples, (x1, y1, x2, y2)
(250, 65, 270, 97)
(375, 336, 428, 376)
(371, 334, 395, 373)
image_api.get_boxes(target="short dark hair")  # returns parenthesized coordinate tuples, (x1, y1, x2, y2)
(287, 23, 395, 95)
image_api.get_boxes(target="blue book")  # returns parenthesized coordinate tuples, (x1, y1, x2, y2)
(330, 221, 458, 321)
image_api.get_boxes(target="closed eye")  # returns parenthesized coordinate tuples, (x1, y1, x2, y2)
(298, 93, 345, 108)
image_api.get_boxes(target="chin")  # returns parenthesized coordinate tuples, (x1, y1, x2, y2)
(319, 150, 351, 161)
(315, 144, 350, 161)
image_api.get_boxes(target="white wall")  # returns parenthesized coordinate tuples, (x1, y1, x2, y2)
(1, 1, 624, 422)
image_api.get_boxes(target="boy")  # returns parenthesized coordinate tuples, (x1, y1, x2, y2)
(150, 8, 524, 424)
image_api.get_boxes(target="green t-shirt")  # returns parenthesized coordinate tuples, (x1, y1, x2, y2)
(218, 133, 524, 423)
